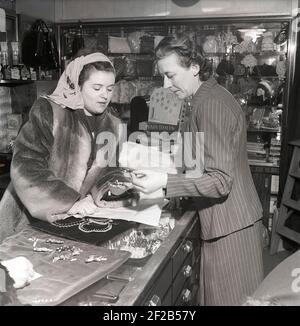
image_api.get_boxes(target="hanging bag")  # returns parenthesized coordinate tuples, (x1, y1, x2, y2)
(21, 19, 59, 70)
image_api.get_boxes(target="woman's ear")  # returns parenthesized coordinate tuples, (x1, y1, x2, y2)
(191, 63, 200, 76)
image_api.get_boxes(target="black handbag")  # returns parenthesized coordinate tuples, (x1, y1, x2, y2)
(21, 19, 59, 70)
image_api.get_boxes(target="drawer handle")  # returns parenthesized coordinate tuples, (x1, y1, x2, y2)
(182, 240, 193, 253)
(183, 264, 192, 278)
(148, 294, 161, 306)
(181, 288, 192, 303)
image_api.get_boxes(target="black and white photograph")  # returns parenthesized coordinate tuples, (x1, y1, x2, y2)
(0, 0, 300, 311)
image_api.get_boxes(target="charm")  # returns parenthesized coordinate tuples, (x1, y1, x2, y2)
(45, 238, 64, 244)
(34, 247, 53, 253)
(52, 253, 72, 262)
(32, 297, 54, 304)
(28, 237, 41, 248)
(85, 255, 108, 263)
(52, 245, 82, 262)
(55, 245, 76, 252)
(28, 237, 39, 242)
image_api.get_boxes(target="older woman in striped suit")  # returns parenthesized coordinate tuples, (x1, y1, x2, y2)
(130, 34, 264, 306)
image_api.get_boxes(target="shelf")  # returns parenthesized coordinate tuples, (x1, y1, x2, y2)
(108, 53, 154, 58)
(248, 160, 279, 168)
(250, 164, 280, 175)
(205, 51, 285, 57)
(137, 76, 161, 81)
(249, 76, 284, 80)
(247, 127, 280, 133)
(0, 79, 34, 85)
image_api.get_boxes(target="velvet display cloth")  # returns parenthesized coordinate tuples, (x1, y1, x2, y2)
(0, 226, 131, 305)
(31, 216, 136, 246)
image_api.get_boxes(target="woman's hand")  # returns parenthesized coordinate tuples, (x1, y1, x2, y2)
(130, 170, 167, 194)
(67, 194, 98, 216)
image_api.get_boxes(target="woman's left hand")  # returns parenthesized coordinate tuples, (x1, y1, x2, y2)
(130, 170, 167, 194)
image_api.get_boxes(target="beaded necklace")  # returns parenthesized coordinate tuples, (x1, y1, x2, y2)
(51, 217, 113, 233)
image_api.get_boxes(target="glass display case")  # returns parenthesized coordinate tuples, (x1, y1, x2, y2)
(57, 16, 297, 227)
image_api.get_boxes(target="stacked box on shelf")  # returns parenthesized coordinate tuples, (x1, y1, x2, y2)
(269, 137, 281, 166)
(247, 141, 268, 164)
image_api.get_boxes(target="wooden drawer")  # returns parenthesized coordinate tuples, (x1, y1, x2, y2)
(142, 259, 172, 306)
(174, 279, 199, 306)
(174, 257, 200, 306)
(139, 216, 200, 306)
(172, 219, 200, 305)
(172, 218, 200, 280)
(172, 253, 193, 301)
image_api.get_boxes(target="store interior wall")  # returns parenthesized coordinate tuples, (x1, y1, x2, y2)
(15, 0, 298, 23)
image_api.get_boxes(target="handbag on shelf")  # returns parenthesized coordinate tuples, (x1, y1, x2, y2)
(21, 19, 59, 70)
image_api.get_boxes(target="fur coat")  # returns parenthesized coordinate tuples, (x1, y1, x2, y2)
(0, 97, 124, 243)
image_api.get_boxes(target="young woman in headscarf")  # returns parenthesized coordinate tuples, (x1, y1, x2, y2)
(0, 50, 125, 242)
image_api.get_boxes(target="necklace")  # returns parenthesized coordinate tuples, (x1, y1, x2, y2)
(51, 218, 82, 228)
(78, 218, 113, 233)
(51, 217, 113, 233)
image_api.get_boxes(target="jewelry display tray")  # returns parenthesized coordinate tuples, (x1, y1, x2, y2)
(102, 220, 173, 266)
(0, 226, 130, 306)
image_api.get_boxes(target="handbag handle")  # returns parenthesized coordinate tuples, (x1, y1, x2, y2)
(32, 19, 51, 34)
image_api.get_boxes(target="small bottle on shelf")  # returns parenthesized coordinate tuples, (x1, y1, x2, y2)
(29, 67, 37, 80)
(0, 42, 11, 80)
(11, 42, 19, 65)
(19, 64, 31, 80)
(10, 42, 21, 80)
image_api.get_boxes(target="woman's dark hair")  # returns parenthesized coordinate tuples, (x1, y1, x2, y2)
(74, 47, 115, 87)
(155, 34, 212, 81)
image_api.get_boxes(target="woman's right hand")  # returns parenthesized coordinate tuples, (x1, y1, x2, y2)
(67, 194, 98, 216)
(130, 170, 168, 194)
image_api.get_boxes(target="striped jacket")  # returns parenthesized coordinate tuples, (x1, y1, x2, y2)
(166, 78, 262, 240)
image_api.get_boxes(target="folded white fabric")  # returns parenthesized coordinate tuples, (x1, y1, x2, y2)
(1, 256, 41, 289)
(119, 141, 177, 173)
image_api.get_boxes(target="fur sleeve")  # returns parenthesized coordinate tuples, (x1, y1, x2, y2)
(10, 98, 80, 221)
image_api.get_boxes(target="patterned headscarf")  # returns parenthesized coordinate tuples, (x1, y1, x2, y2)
(46, 52, 114, 110)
